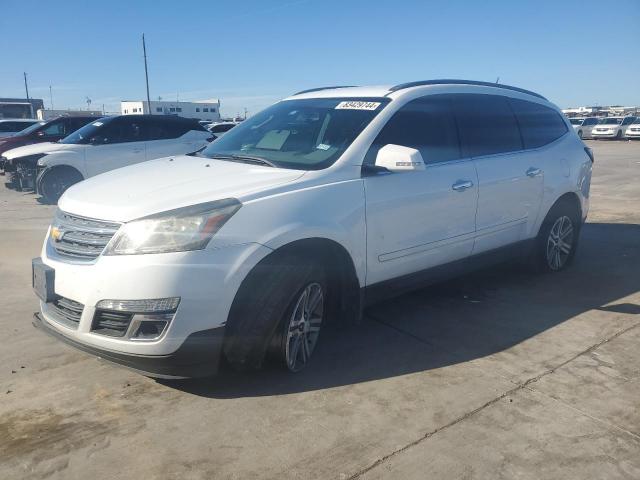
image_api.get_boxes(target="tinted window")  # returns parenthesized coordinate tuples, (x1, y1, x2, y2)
(622, 117, 635, 125)
(453, 94, 522, 157)
(210, 123, 235, 134)
(369, 95, 460, 164)
(0, 121, 34, 132)
(584, 118, 599, 126)
(510, 98, 568, 149)
(42, 121, 66, 136)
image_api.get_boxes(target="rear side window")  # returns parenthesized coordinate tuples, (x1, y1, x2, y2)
(453, 94, 522, 157)
(0, 121, 31, 132)
(370, 95, 461, 164)
(510, 98, 568, 149)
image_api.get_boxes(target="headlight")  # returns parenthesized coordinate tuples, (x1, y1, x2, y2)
(104, 199, 241, 255)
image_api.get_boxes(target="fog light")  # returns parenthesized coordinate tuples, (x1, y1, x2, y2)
(96, 297, 180, 313)
(130, 313, 174, 341)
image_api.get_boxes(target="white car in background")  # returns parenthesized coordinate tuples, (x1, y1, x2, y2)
(2, 115, 211, 203)
(591, 116, 636, 140)
(568, 117, 599, 139)
(0, 118, 39, 138)
(625, 117, 640, 139)
(207, 121, 239, 139)
(32, 80, 592, 378)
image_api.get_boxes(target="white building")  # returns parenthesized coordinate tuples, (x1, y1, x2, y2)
(120, 99, 221, 121)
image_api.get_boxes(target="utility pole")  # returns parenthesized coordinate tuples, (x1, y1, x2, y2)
(142, 33, 152, 114)
(23, 72, 30, 99)
(49, 85, 54, 110)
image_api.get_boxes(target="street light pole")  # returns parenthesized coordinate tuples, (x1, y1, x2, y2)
(142, 33, 152, 115)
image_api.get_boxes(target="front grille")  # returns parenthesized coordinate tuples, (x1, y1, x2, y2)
(92, 310, 133, 337)
(49, 297, 84, 329)
(51, 211, 121, 260)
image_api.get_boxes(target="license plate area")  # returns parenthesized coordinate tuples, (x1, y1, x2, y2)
(32, 258, 55, 303)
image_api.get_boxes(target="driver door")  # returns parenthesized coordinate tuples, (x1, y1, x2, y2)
(364, 95, 478, 286)
(84, 117, 147, 177)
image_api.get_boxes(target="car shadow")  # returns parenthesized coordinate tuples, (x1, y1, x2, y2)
(160, 222, 640, 398)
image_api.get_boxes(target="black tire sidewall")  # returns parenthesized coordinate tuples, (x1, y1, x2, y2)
(224, 254, 326, 371)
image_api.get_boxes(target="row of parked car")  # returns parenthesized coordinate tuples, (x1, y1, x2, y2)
(569, 116, 639, 140)
(0, 115, 238, 203)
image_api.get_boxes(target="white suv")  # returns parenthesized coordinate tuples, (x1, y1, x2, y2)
(32, 80, 593, 378)
(3, 115, 211, 203)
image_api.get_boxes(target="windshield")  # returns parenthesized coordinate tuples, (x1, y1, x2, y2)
(599, 118, 621, 125)
(201, 98, 389, 170)
(59, 117, 114, 144)
(12, 121, 46, 136)
(569, 119, 583, 125)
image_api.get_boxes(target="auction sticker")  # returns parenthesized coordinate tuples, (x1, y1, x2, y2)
(335, 101, 381, 110)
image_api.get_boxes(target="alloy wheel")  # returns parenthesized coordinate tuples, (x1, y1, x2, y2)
(546, 215, 574, 271)
(285, 282, 324, 372)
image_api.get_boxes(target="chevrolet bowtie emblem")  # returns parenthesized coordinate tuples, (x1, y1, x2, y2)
(51, 227, 64, 242)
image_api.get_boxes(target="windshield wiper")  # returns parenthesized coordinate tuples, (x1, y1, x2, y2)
(209, 154, 278, 168)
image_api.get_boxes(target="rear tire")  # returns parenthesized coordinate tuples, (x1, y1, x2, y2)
(39, 168, 83, 204)
(531, 201, 581, 273)
(224, 253, 327, 372)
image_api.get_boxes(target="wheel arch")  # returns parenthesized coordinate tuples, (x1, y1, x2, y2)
(539, 191, 583, 234)
(36, 164, 84, 191)
(250, 237, 363, 325)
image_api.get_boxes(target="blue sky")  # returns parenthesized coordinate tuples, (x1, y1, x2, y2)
(2, 0, 638, 117)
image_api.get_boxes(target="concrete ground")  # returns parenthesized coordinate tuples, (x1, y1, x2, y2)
(1, 140, 639, 480)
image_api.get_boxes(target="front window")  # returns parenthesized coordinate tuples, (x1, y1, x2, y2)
(569, 118, 583, 125)
(13, 121, 46, 136)
(202, 98, 389, 170)
(59, 117, 115, 144)
(599, 118, 622, 125)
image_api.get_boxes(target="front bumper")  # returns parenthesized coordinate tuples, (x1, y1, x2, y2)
(625, 129, 640, 138)
(36, 240, 272, 376)
(34, 312, 225, 378)
(591, 130, 619, 138)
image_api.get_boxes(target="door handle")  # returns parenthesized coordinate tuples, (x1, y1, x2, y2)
(452, 180, 474, 192)
(526, 167, 542, 177)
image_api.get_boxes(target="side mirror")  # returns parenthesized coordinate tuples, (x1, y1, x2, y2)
(375, 144, 425, 172)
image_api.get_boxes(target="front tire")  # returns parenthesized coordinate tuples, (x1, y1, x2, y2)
(532, 201, 580, 273)
(224, 254, 327, 372)
(39, 168, 83, 204)
(578, 130, 583, 139)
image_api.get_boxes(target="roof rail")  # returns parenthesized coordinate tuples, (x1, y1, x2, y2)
(388, 79, 547, 100)
(293, 85, 358, 96)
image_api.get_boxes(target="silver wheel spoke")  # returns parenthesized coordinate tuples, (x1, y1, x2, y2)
(284, 282, 324, 372)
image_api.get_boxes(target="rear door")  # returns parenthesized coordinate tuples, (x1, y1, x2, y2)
(364, 95, 478, 285)
(452, 94, 544, 253)
(84, 117, 147, 177)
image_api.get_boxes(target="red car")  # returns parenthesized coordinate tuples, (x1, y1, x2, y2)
(0, 116, 100, 174)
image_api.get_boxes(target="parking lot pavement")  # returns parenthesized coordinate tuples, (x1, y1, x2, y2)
(1, 140, 639, 480)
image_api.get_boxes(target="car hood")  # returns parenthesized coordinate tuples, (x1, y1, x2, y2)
(59, 155, 307, 222)
(2, 141, 79, 159)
